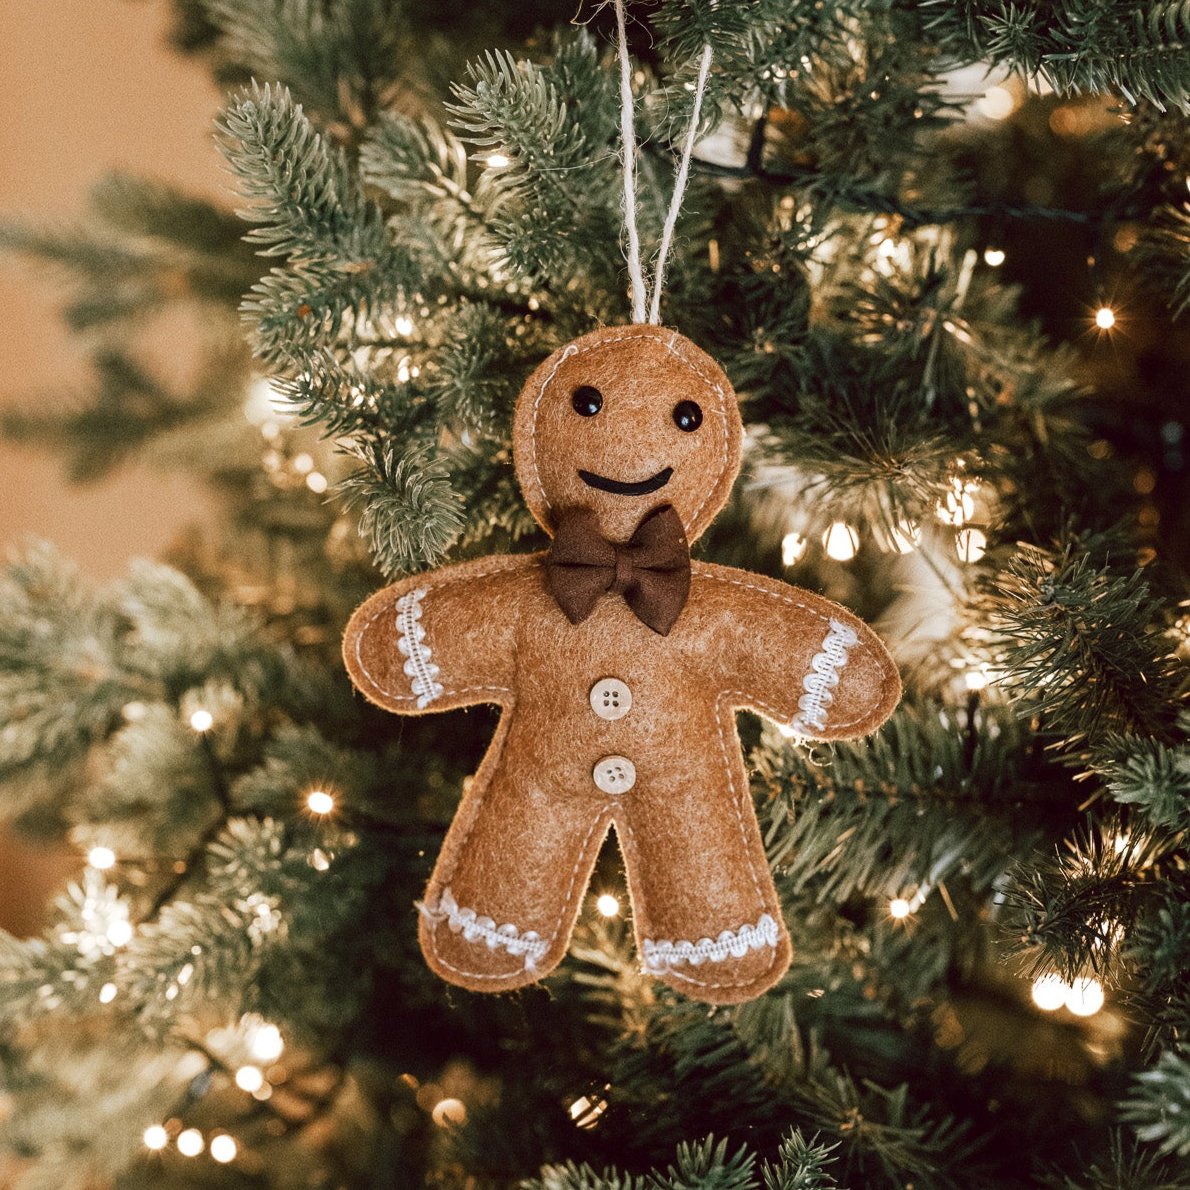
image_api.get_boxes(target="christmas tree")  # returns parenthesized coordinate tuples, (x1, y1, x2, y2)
(2, 1, 1189, 1186)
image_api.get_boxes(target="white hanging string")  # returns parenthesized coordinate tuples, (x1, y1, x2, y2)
(647, 42, 712, 325)
(613, 0, 647, 323)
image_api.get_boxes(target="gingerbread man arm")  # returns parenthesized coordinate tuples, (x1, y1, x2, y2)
(691, 561, 901, 740)
(343, 554, 542, 714)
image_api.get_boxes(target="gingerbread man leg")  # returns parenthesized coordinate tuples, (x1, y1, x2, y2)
(616, 731, 791, 1005)
(418, 721, 612, 993)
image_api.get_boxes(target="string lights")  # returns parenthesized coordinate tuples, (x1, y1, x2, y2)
(781, 531, 807, 566)
(210, 1134, 238, 1164)
(176, 1128, 204, 1157)
(188, 708, 214, 733)
(595, 894, 620, 917)
(143, 1125, 168, 1152)
(87, 846, 116, 870)
(1030, 973, 1106, 1017)
(235, 1065, 265, 1093)
(822, 521, 859, 561)
(306, 789, 335, 815)
(431, 1097, 468, 1127)
(1094, 305, 1117, 330)
(568, 1086, 611, 1129)
(247, 1020, 284, 1063)
(955, 527, 988, 563)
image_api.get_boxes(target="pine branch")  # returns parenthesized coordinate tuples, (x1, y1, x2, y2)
(1001, 814, 1178, 984)
(922, 1, 1190, 112)
(337, 440, 465, 576)
(1092, 734, 1190, 831)
(984, 540, 1184, 749)
(446, 34, 622, 289)
(756, 699, 1043, 903)
(1121, 1049, 1190, 1158)
(203, 0, 409, 126)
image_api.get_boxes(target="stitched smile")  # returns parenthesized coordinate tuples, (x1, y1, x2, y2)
(578, 467, 673, 496)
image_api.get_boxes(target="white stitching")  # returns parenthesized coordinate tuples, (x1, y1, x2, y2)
(615, 796, 780, 992)
(425, 809, 613, 981)
(524, 327, 730, 532)
(693, 565, 894, 730)
(791, 618, 858, 735)
(418, 887, 547, 970)
(395, 589, 443, 708)
(642, 913, 779, 971)
(352, 556, 533, 703)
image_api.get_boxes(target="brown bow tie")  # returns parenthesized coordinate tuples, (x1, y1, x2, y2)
(545, 505, 691, 636)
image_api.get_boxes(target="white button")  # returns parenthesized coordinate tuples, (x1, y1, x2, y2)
(592, 755, 636, 795)
(590, 678, 632, 720)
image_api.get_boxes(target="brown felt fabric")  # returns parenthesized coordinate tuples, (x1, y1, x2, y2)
(546, 504, 690, 633)
(343, 324, 901, 1004)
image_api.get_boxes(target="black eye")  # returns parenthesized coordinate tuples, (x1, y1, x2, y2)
(571, 385, 603, 417)
(672, 400, 703, 432)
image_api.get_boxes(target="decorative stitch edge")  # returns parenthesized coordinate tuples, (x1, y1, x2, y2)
(418, 887, 548, 971)
(642, 912, 780, 971)
(395, 589, 443, 708)
(790, 617, 858, 735)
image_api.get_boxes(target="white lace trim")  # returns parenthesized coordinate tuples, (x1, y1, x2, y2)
(642, 912, 779, 971)
(790, 618, 858, 735)
(418, 887, 547, 970)
(395, 589, 443, 708)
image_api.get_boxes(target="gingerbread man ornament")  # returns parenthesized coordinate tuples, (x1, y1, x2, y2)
(344, 324, 901, 1004)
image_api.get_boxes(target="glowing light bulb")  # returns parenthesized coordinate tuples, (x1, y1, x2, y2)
(955, 528, 988, 563)
(395, 316, 415, 336)
(244, 378, 282, 426)
(889, 897, 912, 919)
(939, 479, 976, 526)
(983, 247, 1006, 267)
(1065, 977, 1105, 1017)
(88, 846, 116, 870)
(305, 472, 328, 494)
(432, 1097, 468, 1127)
(781, 531, 807, 566)
(189, 709, 214, 733)
(977, 85, 1016, 120)
(106, 919, 133, 947)
(235, 1065, 264, 1093)
(596, 894, 620, 918)
(569, 1091, 609, 1129)
(823, 522, 859, 561)
(143, 1125, 168, 1151)
(964, 664, 995, 691)
(1031, 974, 1067, 1011)
(484, 153, 510, 169)
(210, 1134, 238, 1164)
(177, 1128, 204, 1157)
(1094, 306, 1116, 330)
(249, 1022, 284, 1063)
(99, 982, 118, 1004)
(306, 789, 335, 815)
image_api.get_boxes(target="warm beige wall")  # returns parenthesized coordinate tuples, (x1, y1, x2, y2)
(0, 2, 229, 932)
(0, 0, 225, 581)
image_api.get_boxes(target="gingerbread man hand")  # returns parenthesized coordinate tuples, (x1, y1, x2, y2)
(344, 325, 901, 1004)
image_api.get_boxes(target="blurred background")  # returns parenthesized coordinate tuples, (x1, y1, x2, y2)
(0, 1, 220, 934)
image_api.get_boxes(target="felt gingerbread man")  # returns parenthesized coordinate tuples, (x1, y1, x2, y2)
(344, 324, 901, 1004)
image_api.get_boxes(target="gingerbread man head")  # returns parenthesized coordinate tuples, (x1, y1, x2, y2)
(513, 325, 742, 545)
